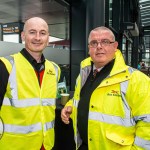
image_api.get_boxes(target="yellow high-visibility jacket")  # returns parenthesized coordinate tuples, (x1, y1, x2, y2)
(0, 52, 60, 150)
(67, 50, 150, 150)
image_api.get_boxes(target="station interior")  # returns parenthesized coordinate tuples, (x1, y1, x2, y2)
(0, 0, 150, 149)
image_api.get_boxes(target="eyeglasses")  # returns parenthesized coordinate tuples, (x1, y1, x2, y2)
(89, 39, 115, 48)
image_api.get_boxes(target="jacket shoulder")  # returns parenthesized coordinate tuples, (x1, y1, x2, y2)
(81, 57, 92, 68)
(0, 56, 14, 73)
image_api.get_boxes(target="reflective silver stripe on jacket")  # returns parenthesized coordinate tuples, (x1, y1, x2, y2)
(74, 130, 82, 149)
(3, 98, 55, 107)
(42, 98, 55, 106)
(4, 122, 42, 134)
(8, 57, 18, 100)
(120, 80, 133, 119)
(128, 66, 136, 73)
(44, 120, 55, 131)
(80, 65, 91, 88)
(73, 99, 79, 108)
(5, 55, 14, 66)
(52, 62, 59, 98)
(4, 56, 18, 101)
(4, 120, 54, 134)
(52, 62, 59, 82)
(134, 136, 150, 149)
(134, 114, 150, 122)
(89, 111, 135, 127)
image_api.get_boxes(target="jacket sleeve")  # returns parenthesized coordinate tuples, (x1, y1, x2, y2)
(66, 74, 81, 107)
(0, 60, 9, 107)
(127, 71, 150, 149)
(65, 74, 81, 120)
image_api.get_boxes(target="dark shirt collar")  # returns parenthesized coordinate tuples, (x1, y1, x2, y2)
(91, 59, 115, 72)
(20, 48, 45, 71)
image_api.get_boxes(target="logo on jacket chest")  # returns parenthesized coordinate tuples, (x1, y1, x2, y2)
(47, 69, 55, 75)
(107, 90, 121, 97)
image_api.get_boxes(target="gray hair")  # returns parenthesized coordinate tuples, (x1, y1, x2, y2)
(88, 26, 115, 43)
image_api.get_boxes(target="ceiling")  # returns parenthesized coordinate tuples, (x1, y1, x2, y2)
(139, 0, 150, 27)
(1, 0, 150, 40)
(0, 0, 70, 39)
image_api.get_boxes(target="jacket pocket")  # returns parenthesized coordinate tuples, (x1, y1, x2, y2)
(106, 130, 134, 146)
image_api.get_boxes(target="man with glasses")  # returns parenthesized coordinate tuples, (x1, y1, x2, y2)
(61, 26, 150, 150)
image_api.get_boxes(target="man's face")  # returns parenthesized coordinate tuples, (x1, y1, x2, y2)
(88, 30, 118, 68)
(21, 19, 49, 53)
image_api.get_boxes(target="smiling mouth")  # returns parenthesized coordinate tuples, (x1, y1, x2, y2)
(96, 53, 104, 56)
(33, 43, 42, 45)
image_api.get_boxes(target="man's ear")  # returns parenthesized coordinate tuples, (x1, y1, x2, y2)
(47, 36, 49, 46)
(21, 31, 25, 42)
(114, 41, 118, 51)
(88, 45, 91, 56)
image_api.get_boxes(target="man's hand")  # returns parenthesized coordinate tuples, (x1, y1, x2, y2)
(61, 106, 72, 124)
